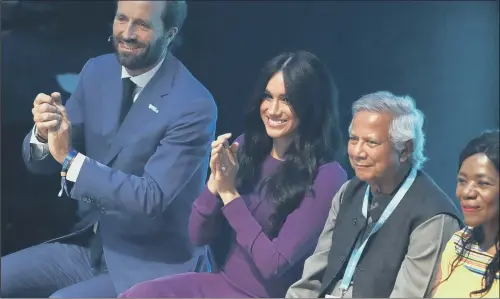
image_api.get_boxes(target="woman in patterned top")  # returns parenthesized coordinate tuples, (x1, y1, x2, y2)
(432, 130, 499, 298)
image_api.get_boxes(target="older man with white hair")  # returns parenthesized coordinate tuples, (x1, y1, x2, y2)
(286, 91, 463, 298)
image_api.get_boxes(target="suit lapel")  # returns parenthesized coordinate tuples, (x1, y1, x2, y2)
(102, 53, 178, 166)
(101, 64, 123, 143)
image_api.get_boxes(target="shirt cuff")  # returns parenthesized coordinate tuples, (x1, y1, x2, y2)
(29, 126, 50, 160)
(66, 153, 86, 182)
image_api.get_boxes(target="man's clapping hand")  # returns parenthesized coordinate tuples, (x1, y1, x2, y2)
(32, 92, 73, 164)
(47, 92, 73, 164)
(32, 92, 62, 141)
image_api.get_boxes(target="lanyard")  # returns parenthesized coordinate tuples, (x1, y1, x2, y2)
(337, 168, 417, 297)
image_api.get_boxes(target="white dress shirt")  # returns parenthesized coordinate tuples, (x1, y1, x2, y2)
(30, 57, 165, 182)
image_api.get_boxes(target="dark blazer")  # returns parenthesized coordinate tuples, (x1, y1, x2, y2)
(21, 53, 217, 292)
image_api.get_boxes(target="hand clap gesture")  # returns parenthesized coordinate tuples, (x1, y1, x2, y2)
(47, 92, 72, 164)
(32, 92, 72, 164)
(32, 92, 62, 141)
(207, 133, 240, 204)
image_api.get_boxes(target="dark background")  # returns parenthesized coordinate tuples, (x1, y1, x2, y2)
(1, 1, 498, 255)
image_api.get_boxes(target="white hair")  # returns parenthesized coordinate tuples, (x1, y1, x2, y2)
(349, 91, 428, 169)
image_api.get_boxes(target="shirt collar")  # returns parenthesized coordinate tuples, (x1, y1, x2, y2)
(121, 56, 165, 88)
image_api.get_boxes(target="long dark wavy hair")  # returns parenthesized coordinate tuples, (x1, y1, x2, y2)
(237, 50, 343, 238)
(434, 130, 499, 297)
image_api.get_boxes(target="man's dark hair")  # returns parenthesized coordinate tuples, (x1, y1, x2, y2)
(161, 0, 187, 32)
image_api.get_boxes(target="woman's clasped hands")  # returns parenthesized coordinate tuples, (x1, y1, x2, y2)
(207, 133, 240, 204)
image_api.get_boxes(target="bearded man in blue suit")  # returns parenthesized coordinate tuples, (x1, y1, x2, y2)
(1, 1, 217, 297)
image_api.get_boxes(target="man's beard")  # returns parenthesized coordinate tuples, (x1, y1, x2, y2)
(113, 36, 166, 71)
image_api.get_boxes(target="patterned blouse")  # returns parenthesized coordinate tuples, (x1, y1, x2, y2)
(433, 227, 499, 298)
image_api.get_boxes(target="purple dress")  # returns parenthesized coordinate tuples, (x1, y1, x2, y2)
(120, 154, 347, 298)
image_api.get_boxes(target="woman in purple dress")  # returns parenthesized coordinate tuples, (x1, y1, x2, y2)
(120, 50, 348, 298)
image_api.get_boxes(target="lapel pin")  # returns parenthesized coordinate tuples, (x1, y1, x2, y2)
(148, 104, 159, 113)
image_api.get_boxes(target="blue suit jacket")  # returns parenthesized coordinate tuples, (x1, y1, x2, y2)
(22, 53, 217, 292)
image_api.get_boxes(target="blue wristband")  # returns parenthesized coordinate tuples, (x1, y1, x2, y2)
(61, 149, 78, 176)
(58, 149, 78, 197)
